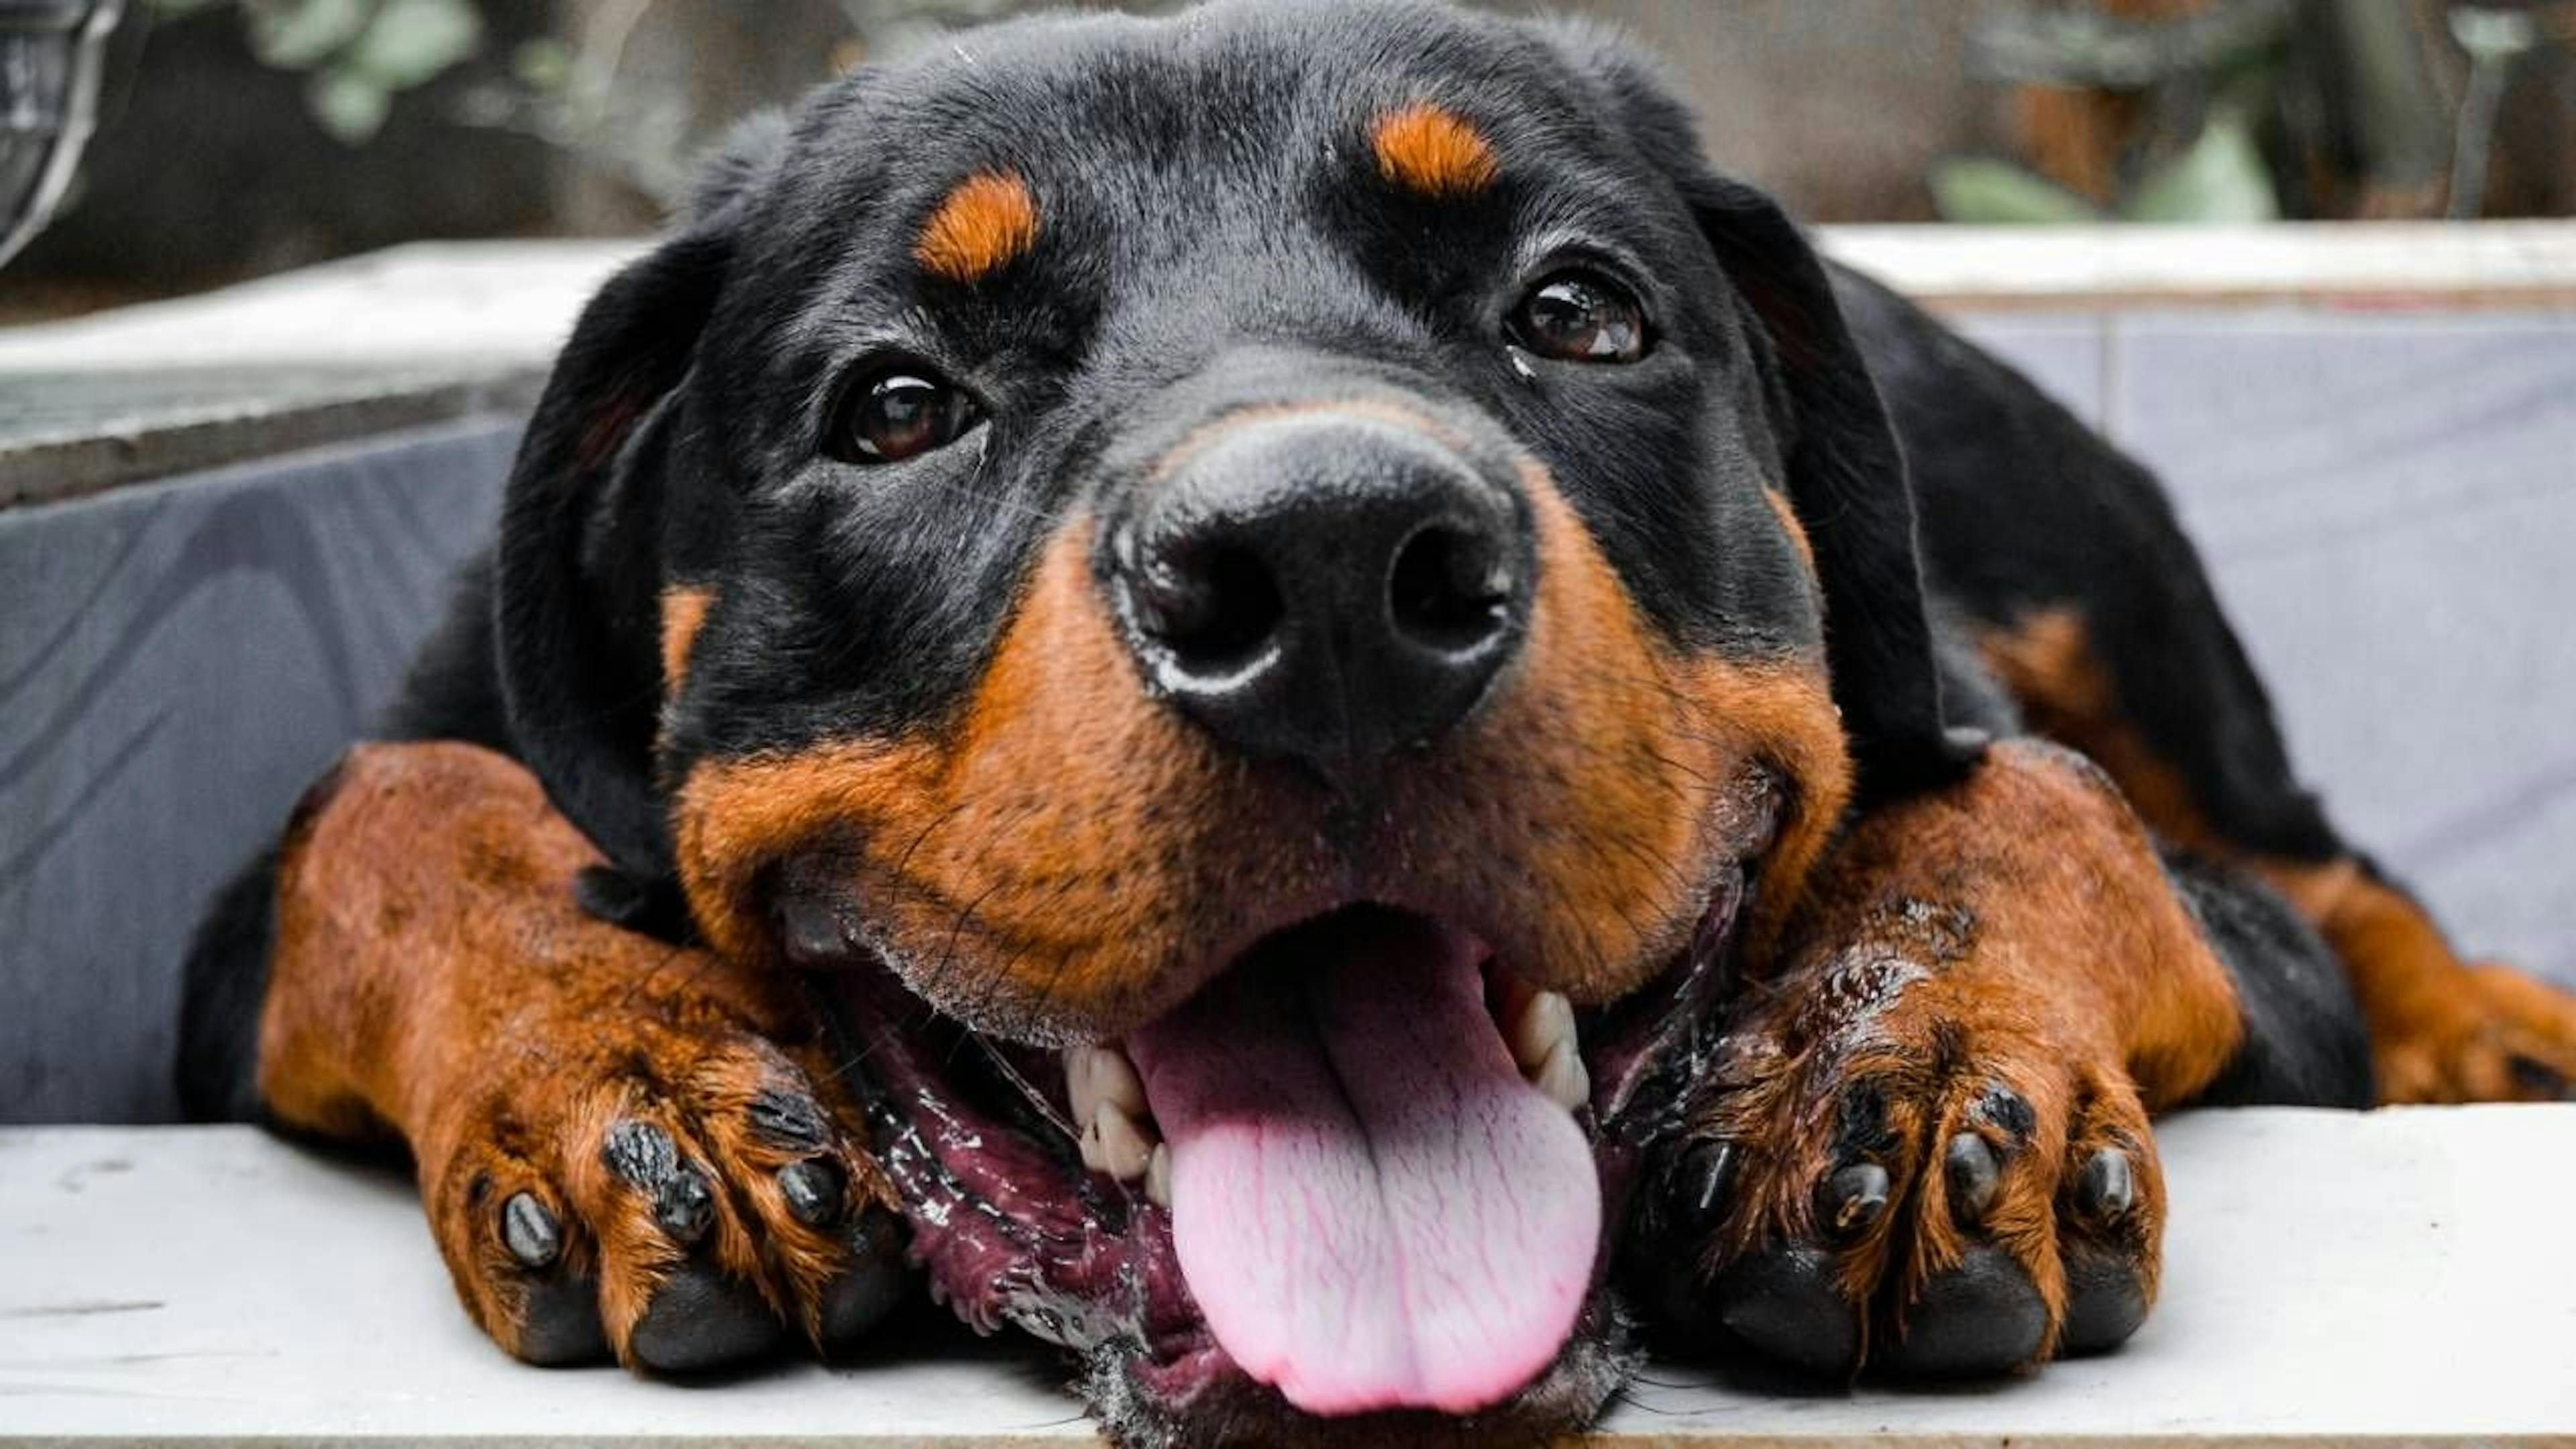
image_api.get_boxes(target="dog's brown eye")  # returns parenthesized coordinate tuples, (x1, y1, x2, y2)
(1509, 272, 1647, 363)
(830, 367, 981, 464)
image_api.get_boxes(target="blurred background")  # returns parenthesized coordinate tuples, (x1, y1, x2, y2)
(6, 0, 2576, 319)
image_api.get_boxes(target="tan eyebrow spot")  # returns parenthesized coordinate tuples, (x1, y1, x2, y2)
(915, 170, 1040, 283)
(1371, 103, 1499, 199)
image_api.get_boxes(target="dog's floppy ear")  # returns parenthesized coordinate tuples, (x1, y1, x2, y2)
(492, 119, 782, 920)
(492, 233, 720, 906)
(1689, 176, 1982, 798)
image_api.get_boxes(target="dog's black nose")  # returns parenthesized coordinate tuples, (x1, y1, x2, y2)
(1111, 413, 1529, 787)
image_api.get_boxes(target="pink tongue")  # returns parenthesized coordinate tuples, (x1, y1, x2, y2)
(1126, 915, 1599, 1416)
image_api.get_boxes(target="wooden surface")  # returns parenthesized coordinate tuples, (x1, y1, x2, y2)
(4, 1110, 2574, 1444)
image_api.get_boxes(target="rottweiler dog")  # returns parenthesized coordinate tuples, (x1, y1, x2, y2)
(176, 1, 2576, 1444)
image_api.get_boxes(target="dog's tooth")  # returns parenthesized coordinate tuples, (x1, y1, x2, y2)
(1146, 1143, 1173, 1209)
(1078, 1108, 1110, 1176)
(1064, 1046, 1097, 1130)
(1509, 989, 1576, 1071)
(1091, 1099, 1158, 1182)
(1096, 1046, 1146, 1115)
(1065, 1043, 1146, 1130)
(1532, 1036, 1590, 1114)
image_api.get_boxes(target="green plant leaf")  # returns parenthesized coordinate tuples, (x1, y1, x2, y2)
(248, 0, 371, 69)
(1929, 157, 2104, 225)
(2123, 112, 2280, 223)
(306, 64, 392, 144)
(346, 0, 482, 90)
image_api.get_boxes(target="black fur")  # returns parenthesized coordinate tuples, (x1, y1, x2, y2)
(2167, 853, 2374, 1108)
(492, 231, 731, 893)
(175, 846, 281, 1122)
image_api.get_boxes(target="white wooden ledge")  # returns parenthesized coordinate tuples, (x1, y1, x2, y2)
(3, 1108, 2573, 1444)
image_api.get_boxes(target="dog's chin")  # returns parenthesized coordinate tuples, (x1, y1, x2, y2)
(789, 842, 1761, 1447)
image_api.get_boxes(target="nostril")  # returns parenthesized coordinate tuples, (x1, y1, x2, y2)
(1389, 523, 1513, 654)
(1136, 543, 1285, 678)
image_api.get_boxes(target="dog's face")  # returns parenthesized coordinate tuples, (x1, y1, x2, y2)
(494, 1, 1962, 1440)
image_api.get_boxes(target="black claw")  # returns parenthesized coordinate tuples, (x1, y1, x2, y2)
(1711, 1244, 1861, 1378)
(1878, 1243, 2049, 1379)
(501, 1192, 562, 1269)
(749, 1089, 833, 1154)
(602, 1120, 681, 1189)
(656, 1166, 716, 1244)
(2060, 1244, 2150, 1356)
(780, 1157, 849, 1228)
(1674, 1141, 1737, 1227)
(1944, 1132, 2001, 1224)
(1970, 1085, 2036, 1144)
(1817, 1162, 1890, 1238)
(628, 1264, 783, 1373)
(2077, 1147, 2135, 1222)
(600, 1121, 716, 1244)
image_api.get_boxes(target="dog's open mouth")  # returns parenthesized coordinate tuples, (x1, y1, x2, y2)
(795, 786, 1770, 1439)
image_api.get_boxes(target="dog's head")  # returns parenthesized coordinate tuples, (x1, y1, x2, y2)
(494, 1, 1969, 1440)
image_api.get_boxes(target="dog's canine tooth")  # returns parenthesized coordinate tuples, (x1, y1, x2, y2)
(1499, 986, 1587, 1112)
(1065, 1043, 1147, 1135)
(1532, 1036, 1590, 1114)
(1146, 1142, 1173, 1208)
(1087, 1098, 1159, 1181)
(1508, 989, 1576, 1071)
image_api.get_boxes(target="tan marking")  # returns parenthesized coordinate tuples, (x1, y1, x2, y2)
(914, 171, 1039, 283)
(659, 584, 714, 691)
(1371, 103, 1499, 199)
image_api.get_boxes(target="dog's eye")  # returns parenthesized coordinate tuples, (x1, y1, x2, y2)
(828, 365, 981, 464)
(1509, 272, 1647, 364)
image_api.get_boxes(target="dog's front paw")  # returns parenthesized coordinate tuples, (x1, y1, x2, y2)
(409, 985, 904, 1373)
(1633, 744, 2222, 1380)
(1652, 969, 2161, 1379)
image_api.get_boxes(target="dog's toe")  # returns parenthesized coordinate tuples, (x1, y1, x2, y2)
(627, 1263, 785, 1373)
(1877, 1244, 2047, 1378)
(816, 1207, 911, 1350)
(1711, 1244, 1860, 1377)
(515, 1271, 611, 1366)
(2058, 1244, 2149, 1356)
